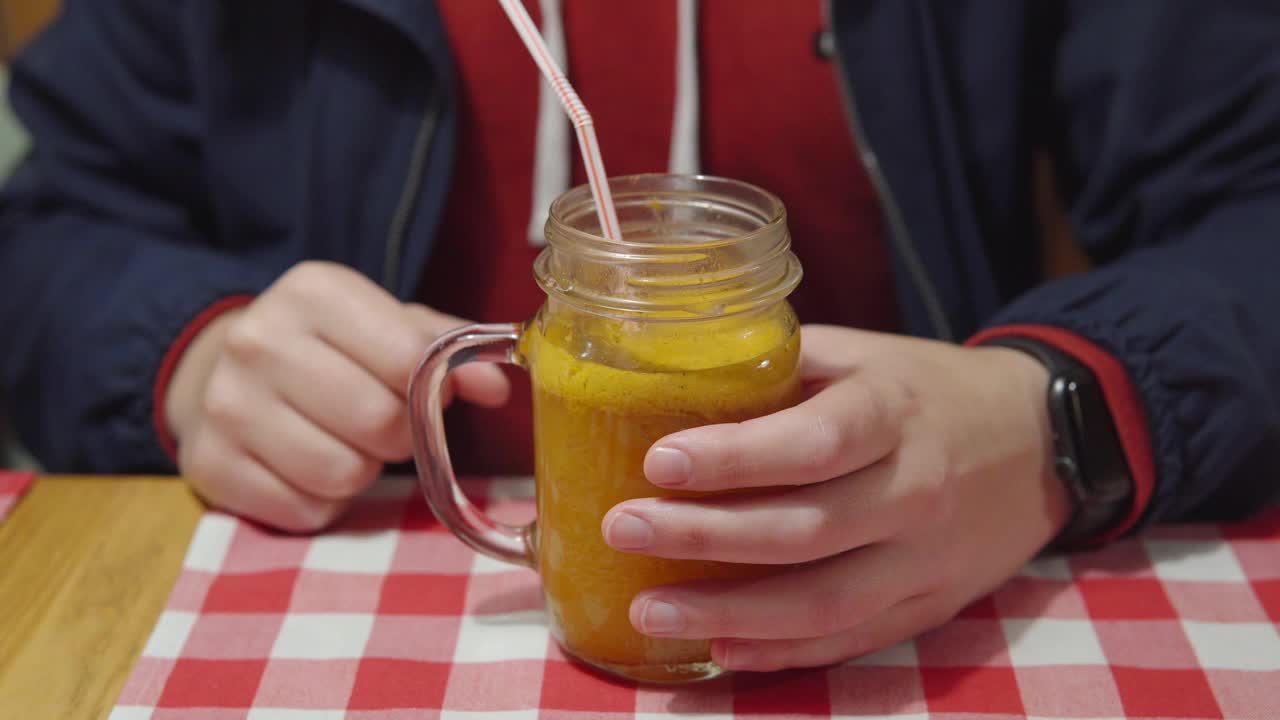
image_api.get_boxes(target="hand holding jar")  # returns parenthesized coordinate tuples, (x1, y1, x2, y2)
(602, 326, 1074, 672)
(414, 174, 1073, 681)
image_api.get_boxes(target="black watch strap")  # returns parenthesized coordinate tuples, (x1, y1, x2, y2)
(981, 336, 1136, 549)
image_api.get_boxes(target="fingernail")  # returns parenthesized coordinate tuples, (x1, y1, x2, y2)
(604, 512, 654, 550)
(722, 641, 758, 670)
(639, 599, 685, 634)
(646, 447, 692, 487)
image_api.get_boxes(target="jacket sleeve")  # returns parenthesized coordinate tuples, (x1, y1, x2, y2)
(0, 0, 274, 473)
(987, 1, 1280, 525)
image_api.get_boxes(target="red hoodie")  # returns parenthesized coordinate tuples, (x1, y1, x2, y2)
(422, 0, 896, 475)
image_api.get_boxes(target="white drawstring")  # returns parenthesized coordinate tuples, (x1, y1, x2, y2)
(526, 1, 701, 246)
(527, 0, 570, 246)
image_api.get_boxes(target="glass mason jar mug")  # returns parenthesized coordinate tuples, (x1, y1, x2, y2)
(409, 174, 803, 683)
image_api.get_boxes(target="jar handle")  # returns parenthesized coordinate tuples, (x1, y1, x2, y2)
(408, 323, 535, 569)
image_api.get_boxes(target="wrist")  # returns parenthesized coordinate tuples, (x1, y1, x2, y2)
(975, 331, 1143, 550)
(982, 346, 1077, 542)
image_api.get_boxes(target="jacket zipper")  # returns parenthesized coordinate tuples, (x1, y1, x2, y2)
(823, 0, 954, 341)
(381, 75, 444, 294)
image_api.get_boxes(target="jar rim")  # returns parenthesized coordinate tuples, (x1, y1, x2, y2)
(537, 173, 801, 321)
(545, 173, 788, 254)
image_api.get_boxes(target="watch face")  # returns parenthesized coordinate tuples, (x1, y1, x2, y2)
(1049, 376, 1089, 497)
(1057, 374, 1132, 505)
(984, 336, 1136, 545)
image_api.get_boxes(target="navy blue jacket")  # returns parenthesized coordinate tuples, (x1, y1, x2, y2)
(2, 1, 1278, 526)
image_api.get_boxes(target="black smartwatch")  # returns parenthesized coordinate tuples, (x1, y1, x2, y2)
(981, 336, 1136, 549)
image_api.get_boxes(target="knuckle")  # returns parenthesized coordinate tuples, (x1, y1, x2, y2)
(785, 508, 835, 559)
(314, 451, 377, 498)
(676, 525, 713, 556)
(180, 435, 231, 496)
(886, 374, 920, 421)
(285, 260, 331, 285)
(901, 461, 949, 524)
(700, 602, 739, 638)
(866, 384, 897, 436)
(202, 380, 245, 428)
(278, 502, 342, 534)
(806, 413, 855, 477)
(714, 432, 758, 485)
(277, 261, 343, 302)
(350, 398, 407, 452)
(853, 380, 900, 445)
(849, 378, 913, 453)
(222, 318, 273, 365)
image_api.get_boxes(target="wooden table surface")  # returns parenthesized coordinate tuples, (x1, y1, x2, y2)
(0, 476, 204, 720)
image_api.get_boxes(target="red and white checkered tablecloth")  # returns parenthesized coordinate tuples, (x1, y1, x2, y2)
(109, 476, 1280, 720)
(0, 470, 34, 523)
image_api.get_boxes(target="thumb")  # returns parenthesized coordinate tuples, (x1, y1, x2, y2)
(403, 303, 512, 408)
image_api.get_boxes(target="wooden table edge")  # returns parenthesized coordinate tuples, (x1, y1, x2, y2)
(0, 475, 205, 720)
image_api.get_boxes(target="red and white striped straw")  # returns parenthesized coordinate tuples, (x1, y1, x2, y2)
(497, 0, 624, 241)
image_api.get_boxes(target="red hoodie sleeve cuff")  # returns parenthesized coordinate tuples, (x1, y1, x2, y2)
(967, 324, 1156, 545)
(152, 295, 255, 463)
